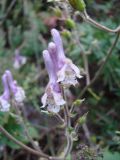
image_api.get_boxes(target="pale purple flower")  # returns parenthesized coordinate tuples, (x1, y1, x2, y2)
(41, 50, 65, 113)
(48, 42, 59, 72)
(5, 70, 25, 103)
(13, 49, 27, 69)
(51, 29, 65, 70)
(51, 28, 82, 87)
(0, 73, 10, 112)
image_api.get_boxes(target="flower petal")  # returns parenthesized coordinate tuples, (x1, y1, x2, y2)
(0, 97, 10, 112)
(52, 91, 66, 106)
(41, 93, 47, 108)
(47, 104, 60, 113)
(57, 64, 67, 83)
(70, 63, 82, 79)
(14, 87, 25, 103)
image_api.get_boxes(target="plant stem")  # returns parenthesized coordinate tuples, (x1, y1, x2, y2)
(0, 125, 64, 160)
(79, 32, 120, 97)
(73, 27, 90, 86)
(73, 26, 93, 147)
(55, 113, 65, 125)
(14, 103, 42, 152)
(62, 88, 73, 159)
(0, 0, 17, 25)
(78, 10, 120, 33)
(0, 125, 49, 159)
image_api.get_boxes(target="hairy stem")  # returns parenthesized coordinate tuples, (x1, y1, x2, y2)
(62, 88, 73, 159)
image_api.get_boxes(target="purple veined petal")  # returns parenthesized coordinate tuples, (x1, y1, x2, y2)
(14, 86, 26, 103)
(69, 62, 82, 79)
(14, 49, 21, 62)
(51, 28, 66, 61)
(2, 73, 10, 100)
(47, 104, 60, 113)
(5, 70, 25, 103)
(57, 64, 67, 83)
(0, 96, 10, 112)
(43, 50, 57, 84)
(57, 60, 81, 87)
(14, 49, 27, 69)
(5, 70, 17, 94)
(13, 60, 21, 69)
(41, 93, 47, 108)
(41, 83, 65, 113)
(48, 42, 59, 72)
(52, 91, 66, 106)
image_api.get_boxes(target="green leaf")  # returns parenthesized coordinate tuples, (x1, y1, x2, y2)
(102, 150, 120, 160)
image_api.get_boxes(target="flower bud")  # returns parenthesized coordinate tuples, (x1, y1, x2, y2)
(13, 49, 27, 70)
(77, 112, 88, 125)
(65, 18, 76, 30)
(68, 0, 86, 12)
(0, 73, 10, 112)
(5, 70, 25, 104)
(73, 99, 84, 106)
(61, 30, 71, 39)
(54, 7, 62, 18)
(13, 85, 26, 103)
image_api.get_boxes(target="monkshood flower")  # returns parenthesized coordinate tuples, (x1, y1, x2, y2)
(5, 70, 25, 103)
(13, 49, 27, 69)
(48, 42, 59, 72)
(0, 73, 10, 112)
(51, 28, 82, 87)
(41, 50, 65, 113)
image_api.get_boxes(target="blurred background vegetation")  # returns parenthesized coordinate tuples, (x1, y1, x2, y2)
(0, 0, 120, 160)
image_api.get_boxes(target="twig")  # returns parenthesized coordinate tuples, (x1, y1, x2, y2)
(0, 125, 49, 159)
(79, 32, 120, 98)
(3, 147, 7, 160)
(73, 27, 90, 86)
(0, 125, 63, 160)
(78, 10, 120, 33)
(14, 103, 42, 152)
(0, 0, 17, 25)
(55, 113, 65, 125)
(73, 25, 93, 146)
(62, 88, 73, 158)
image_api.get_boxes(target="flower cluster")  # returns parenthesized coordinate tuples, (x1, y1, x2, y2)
(41, 28, 82, 113)
(13, 49, 27, 70)
(0, 70, 25, 112)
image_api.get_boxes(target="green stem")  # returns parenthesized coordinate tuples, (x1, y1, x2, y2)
(62, 88, 73, 159)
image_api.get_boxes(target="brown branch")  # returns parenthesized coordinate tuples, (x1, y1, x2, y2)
(0, 125, 63, 160)
(79, 32, 120, 98)
(78, 10, 120, 33)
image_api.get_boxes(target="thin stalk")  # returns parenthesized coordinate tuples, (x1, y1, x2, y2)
(62, 88, 73, 159)
(14, 103, 42, 152)
(79, 10, 120, 33)
(55, 113, 65, 125)
(0, 125, 49, 159)
(0, 125, 63, 160)
(79, 32, 120, 97)
(73, 28, 90, 86)
(0, 0, 17, 22)
(73, 27, 93, 146)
